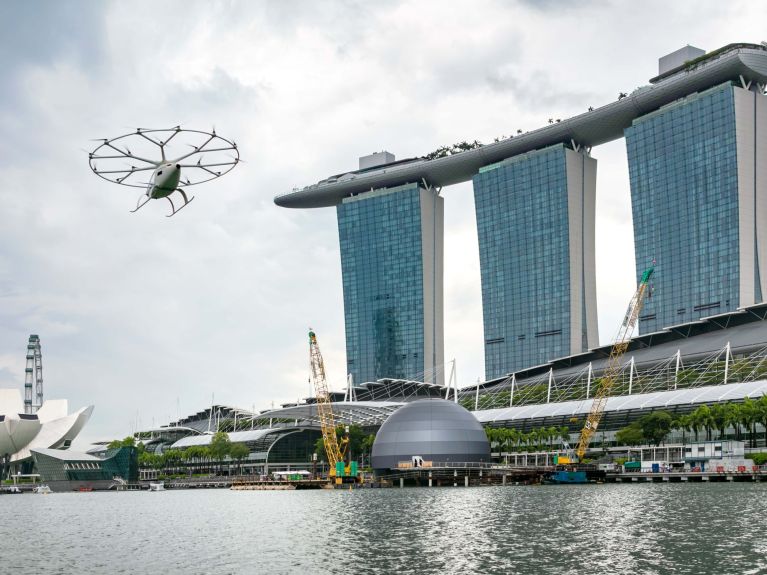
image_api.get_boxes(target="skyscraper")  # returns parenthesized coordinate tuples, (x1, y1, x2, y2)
(473, 143, 598, 378)
(337, 182, 444, 385)
(626, 81, 767, 333)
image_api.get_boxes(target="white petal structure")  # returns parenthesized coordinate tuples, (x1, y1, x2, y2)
(0, 388, 93, 461)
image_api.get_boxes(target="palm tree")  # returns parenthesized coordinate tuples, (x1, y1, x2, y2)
(674, 414, 692, 444)
(710, 404, 729, 440)
(739, 398, 758, 448)
(757, 396, 767, 447)
(693, 405, 715, 441)
(726, 403, 742, 440)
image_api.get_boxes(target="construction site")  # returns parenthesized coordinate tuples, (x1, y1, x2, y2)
(130, 268, 767, 490)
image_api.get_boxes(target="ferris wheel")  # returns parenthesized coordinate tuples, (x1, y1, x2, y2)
(88, 126, 240, 217)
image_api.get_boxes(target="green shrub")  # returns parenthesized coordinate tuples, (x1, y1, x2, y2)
(746, 453, 767, 465)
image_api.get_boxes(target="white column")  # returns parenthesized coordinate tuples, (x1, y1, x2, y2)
(674, 350, 681, 390)
(546, 368, 553, 404)
(724, 342, 731, 385)
(453, 360, 458, 404)
(586, 363, 592, 399)
(509, 374, 516, 408)
(628, 357, 635, 395)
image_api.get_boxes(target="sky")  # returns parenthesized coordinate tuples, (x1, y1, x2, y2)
(0, 0, 765, 445)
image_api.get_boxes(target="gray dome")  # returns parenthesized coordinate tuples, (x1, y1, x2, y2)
(371, 399, 490, 471)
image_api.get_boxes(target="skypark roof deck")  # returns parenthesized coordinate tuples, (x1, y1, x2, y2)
(275, 43, 767, 209)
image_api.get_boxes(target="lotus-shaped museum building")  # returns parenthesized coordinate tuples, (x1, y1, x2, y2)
(0, 388, 93, 465)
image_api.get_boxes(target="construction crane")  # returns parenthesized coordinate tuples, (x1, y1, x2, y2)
(575, 266, 655, 462)
(308, 329, 349, 479)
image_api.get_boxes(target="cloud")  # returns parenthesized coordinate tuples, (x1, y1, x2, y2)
(0, 0, 765, 445)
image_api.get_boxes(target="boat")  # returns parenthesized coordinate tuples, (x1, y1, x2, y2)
(33, 484, 52, 494)
(148, 482, 165, 491)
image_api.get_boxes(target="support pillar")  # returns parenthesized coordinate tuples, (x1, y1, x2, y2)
(546, 368, 553, 404)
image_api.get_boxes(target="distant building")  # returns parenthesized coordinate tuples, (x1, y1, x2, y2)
(337, 182, 444, 385)
(658, 45, 705, 75)
(626, 81, 767, 334)
(0, 388, 93, 478)
(473, 144, 598, 377)
(31, 446, 137, 492)
(276, 42, 767, 378)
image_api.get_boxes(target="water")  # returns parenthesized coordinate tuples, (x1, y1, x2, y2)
(1, 483, 766, 574)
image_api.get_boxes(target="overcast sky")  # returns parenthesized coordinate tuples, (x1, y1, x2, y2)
(1, 0, 765, 444)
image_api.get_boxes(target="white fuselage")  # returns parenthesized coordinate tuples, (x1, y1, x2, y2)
(147, 163, 181, 199)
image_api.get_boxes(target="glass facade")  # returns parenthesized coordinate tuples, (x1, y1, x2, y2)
(337, 183, 443, 385)
(626, 82, 765, 333)
(473, 144, 598, 378)
(32, 446, 138, 483)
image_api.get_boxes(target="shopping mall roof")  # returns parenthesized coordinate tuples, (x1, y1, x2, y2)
(472, 302, 767, 395)
(255, 401, 404, 428)
(476, 379, 767, 425)
(276, 43, 767, 208)
(171, 428, 282, 449)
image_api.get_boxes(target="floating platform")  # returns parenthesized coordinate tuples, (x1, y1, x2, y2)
(544, 470, 588, 484)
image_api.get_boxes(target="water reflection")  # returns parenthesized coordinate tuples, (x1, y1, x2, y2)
(1, 483, 765, 574)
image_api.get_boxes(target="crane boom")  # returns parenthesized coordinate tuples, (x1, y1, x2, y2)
(308, 329, 344, 469)
(575, 266, 654, 461)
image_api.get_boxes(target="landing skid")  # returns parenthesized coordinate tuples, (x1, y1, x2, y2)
(130, 194, 152, 214)
(165, 189, 195, 218)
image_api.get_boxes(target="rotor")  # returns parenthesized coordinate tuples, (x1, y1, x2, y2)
(88, 126, 239, 190)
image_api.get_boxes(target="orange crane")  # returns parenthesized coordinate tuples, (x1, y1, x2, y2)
(575, 266, 654, 462)
(308, 329, 350, 479)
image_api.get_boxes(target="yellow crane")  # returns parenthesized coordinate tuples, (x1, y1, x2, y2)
(308, 329, 349, 479)
(575, 266, 655, 462)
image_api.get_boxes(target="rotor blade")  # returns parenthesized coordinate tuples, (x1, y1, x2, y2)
(177, 161, 237, 169)
(169, 132, 217, 162)
(104, 142, 158, 165)
(95, 166, 157, 177)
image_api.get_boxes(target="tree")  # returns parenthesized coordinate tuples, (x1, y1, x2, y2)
(739, 398, 758, 448)
(757, 396, 767, 446)
(639, 411, 673, 446)
(692, 405, 715, 441)
(711, 403, 730, 439)
(229, 443, 249, 475)
(314, 437, 327, 461)
(107, 436, 136, 450)
(162, 449, 183, 473)
(209, 432, 232, 474)
(673, 414, 692, 444)
(616, 423, 644, 446)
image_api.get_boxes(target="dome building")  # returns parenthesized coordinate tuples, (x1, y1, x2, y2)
(371, 399, 490, 473)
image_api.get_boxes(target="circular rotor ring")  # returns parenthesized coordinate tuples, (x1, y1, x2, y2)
(88, 127, 239, 189)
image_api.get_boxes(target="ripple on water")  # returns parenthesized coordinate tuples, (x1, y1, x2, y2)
(1, 483, 766, 575)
